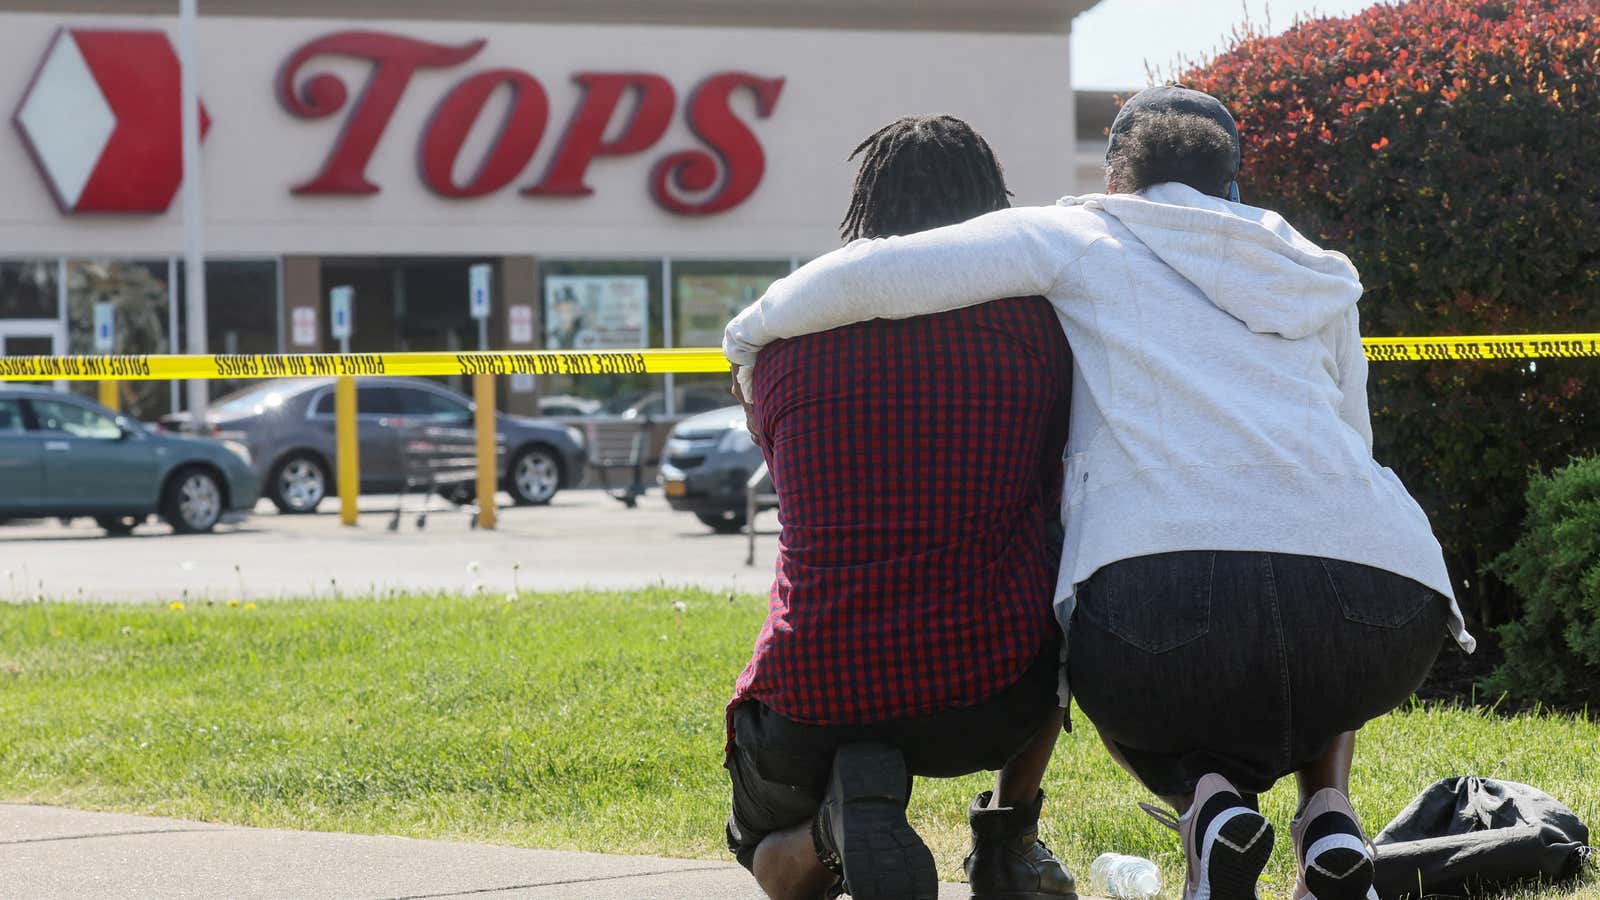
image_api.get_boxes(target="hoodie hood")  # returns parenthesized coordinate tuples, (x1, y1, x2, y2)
(1060, 182, 1363, 340)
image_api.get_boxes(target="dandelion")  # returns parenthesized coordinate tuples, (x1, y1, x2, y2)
(169, 601, 185, 611)
(120, 626, 133, 636)
(504, 592, 519, 603)
(243, 602, 257, 611)
(466, 560, 481, 576)
(227, 599, 241, 607)
(471, 581, 487, 595)
(671, 601, 688, 613)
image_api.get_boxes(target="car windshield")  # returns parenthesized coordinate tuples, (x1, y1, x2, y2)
(212, 381, 307, 417)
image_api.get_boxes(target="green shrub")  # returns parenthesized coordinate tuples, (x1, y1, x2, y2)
(1179, 0, 1600, 627)
(1486, 456, 1600, 708)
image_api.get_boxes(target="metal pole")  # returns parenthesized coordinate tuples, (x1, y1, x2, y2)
(178, 0, 208, 424)
(54, 258, 67, 394)
(661, 257, 674, 417)
(167, 258, 179, 413)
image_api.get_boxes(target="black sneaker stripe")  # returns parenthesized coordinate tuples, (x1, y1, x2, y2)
(1194, 790, 1246, 845)
(1302, 810, 1365, 859)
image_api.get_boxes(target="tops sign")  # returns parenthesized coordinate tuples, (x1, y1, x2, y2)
(279, 30, 786, 216)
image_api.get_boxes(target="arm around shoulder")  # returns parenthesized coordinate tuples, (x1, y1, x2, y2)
(723, 205, 1086, 369)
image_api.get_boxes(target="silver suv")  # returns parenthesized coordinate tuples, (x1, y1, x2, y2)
(657, 405, 774, 533)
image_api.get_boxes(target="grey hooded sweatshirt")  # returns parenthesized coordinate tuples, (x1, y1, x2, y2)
(726, 182, 1473, 651)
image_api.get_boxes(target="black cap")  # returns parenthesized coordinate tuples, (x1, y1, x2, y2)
(1105, 84, 1241, 174)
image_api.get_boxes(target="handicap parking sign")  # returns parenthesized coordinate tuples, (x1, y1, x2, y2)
(469, 263, 492, 320)
(93, 301, 114, 352)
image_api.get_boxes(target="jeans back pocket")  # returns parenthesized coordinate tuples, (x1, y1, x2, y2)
(1318, 559, 1433, 629)
(1085, 551, 1215, 654)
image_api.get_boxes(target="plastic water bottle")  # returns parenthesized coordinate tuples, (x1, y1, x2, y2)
(1089, 852, 1162, 900)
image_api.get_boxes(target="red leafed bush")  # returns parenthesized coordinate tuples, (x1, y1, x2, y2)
(1180, 0, 1600, 627)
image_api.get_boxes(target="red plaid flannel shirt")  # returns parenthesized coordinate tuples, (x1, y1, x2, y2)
(729, 297, 1071, 734)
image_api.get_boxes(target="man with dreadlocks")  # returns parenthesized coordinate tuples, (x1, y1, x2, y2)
(721, 115, 1078, 900)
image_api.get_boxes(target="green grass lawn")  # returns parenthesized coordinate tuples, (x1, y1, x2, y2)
(1, 589, 1595, 898)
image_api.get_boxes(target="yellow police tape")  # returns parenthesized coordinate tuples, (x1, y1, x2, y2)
(1363, 333, 1600, 362)
(0, 335, 1596, 382)
(0, 348, 730, 382)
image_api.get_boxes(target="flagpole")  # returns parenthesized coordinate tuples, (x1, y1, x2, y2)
(178, 0, 208, 426)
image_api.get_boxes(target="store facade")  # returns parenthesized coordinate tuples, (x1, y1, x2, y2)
(1, 0, 1102, 417)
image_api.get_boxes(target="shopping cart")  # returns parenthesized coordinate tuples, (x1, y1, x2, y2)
(392, 424, 483, 530)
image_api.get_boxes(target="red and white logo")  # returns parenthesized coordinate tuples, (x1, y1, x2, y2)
(13, 28, 210, 214)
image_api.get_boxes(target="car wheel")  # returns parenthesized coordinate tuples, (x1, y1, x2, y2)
(269, 452, 328, 514)
(507, 446, 562, 506)
(96, 515, 142, 537)
(696, 511, 748, 534)
(162, 468, 225, 534)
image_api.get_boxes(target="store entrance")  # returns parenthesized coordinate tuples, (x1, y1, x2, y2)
(320, 257, 498, 394)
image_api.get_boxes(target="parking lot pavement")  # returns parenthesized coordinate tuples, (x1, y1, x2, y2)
(0, 490, 779, 603)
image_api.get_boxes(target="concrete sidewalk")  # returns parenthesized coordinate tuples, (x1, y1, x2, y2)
(0, 805, 977, 899)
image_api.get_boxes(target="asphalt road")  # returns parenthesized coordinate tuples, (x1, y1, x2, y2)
(0, 490, 779, 603)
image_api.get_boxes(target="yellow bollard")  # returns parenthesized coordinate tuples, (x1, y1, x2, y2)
(473, 372, 497, 531)
(336, 376, 359, 526)
(98, 381, 119, 412)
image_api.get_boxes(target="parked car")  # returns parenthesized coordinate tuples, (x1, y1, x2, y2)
(0, 387, 258, 535)
(168, 377, 588, 513)
(610, 388, 734, 420)
(537, 394, 602, 418)
(657, 405, 774, 533)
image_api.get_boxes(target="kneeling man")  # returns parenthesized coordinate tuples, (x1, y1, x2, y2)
(724, 115, 1077, 900)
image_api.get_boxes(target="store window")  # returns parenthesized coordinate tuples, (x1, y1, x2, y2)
(176, 259, 281, 399)
(66, 259, 172, 419)
(539, 260, 663, 413)
(671, 259, 789, 409)
(0, 260, 58, 320)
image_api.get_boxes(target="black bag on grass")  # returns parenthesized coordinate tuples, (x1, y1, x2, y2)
(1373, 777, 1592, 898)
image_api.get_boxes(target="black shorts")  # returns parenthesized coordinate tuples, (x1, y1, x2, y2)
(1068, 551, 1448, 798)
(724, 641, 1063, 871)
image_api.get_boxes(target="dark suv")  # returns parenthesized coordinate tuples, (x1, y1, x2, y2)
(657, 405, 774, 532)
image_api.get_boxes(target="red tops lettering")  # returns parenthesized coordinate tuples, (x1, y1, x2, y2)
(277, 30, 785, 216)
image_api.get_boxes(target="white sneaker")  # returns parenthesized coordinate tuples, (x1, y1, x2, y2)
(1144, 773, 1274, 900)
(1290, 788, 1379, 900)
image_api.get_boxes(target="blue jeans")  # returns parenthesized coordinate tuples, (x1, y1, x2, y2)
(1067, 551, 1447, 797)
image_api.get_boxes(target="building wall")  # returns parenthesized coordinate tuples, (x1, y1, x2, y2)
(1, 12, 1085, 259)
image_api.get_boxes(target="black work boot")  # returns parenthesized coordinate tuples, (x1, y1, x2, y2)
(965, 790, 1079, 900)
(811, 742, 938, 900)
